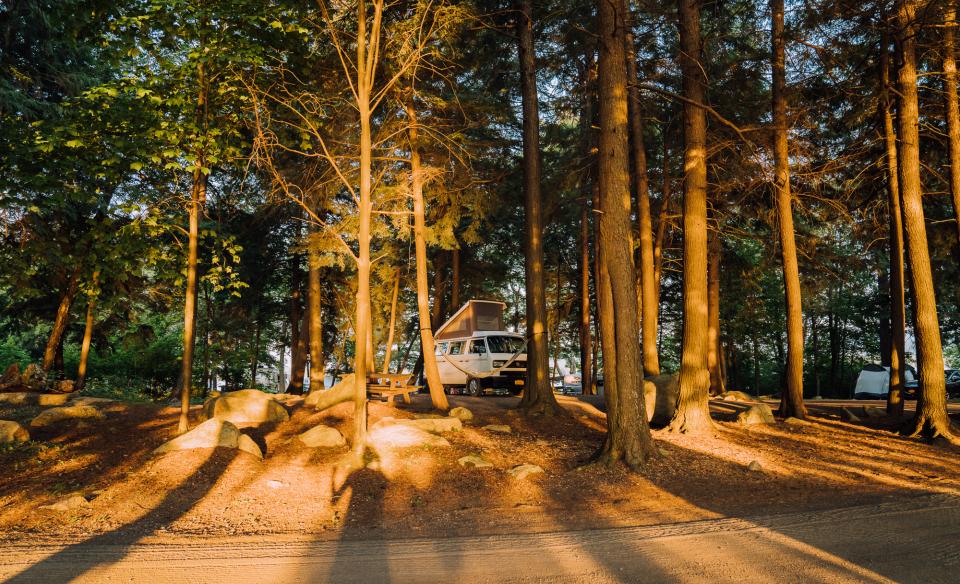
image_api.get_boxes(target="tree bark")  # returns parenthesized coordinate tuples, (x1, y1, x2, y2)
(943, 0, 960, 247)
(771, 0, 807, 420)
(881, 29, 907, 416)
(653, 142, 672, 319)
(178, 170, 207, 434)
(307, 245, 324, 393)
(75, 271, 99, 392)
(623, 2, 659, 377)
(287, 307, 309, 394)
(407, 98, 450, 410)
(516, 0, 558, 415)
(594, 0, 656, 469)
(42, 265, 81, 373)
(578, 48, 596, 396)
(382, 268, 401, 373)
(450, 247, 460, 310)
(669, 0, 713, 434)
(896, 0, 953, 440)
(707, 227, 726, 395)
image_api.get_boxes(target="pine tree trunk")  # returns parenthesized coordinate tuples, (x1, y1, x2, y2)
(896, 0, 953, 440)
(382, 268, 401, 374)
(707, 227, 725, 395)
(407, 100, 450, 410)
(669, 0, 713, 434)
(595, 0, 656, 468)
(178, 171, 207, 433)
(578, 50, 596, 396)
(42, 266, 81, 372)
(451, 248, 460, 310)
(943, 0, 960, 247)
(75, 271, 99, 392)
(623, 4, 660, 377)
(250, 316, 261, 388)
(287, 308, 309, 395)
(307, 247, 324, 393)
(771, 0, 807, 419)
(881, 30, 907, 416)
(653, 143, 672, 315)
(516, 0, 558, 415)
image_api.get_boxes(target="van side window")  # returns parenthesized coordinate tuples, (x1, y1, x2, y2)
(470, 339, 487, 354)
(449, 341, 465, 355)
(435, 342, 448, 356)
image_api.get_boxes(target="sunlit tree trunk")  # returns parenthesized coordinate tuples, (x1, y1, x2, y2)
(595, 0, 656, 468)
(42, 266, 80, 373)
(578, 50, 596, 396)
(896, 0, 953, 440)
(707, 227, 726, 395)
(881, 29, 906, 416)
(623, 2, 659, 377)
(772, 0, 807, 419)
(406, 99, 450, 410)
(943, 0, 960, 247)
(307, 245, 324, 393)
(669, 0, 713, 434)
(179, 169, 207, 434)
(516, 0, 558, 415)
(75, 273, 98, 392)
(382, 268, 401, 373)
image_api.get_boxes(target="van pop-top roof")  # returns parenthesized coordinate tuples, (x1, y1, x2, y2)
(435, 300, 506, 341)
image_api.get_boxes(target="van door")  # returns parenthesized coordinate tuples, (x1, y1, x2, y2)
(444, 340, 469, 385)
(435, 342, 454, 385)
(464, 338, 491, 377)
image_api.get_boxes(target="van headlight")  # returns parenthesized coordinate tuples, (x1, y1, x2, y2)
(492, 360, 506, 368)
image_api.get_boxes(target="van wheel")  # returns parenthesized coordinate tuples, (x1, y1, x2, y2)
(467, 378, 483, 397)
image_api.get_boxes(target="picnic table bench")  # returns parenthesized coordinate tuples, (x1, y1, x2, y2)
(367, 373, 419, 405)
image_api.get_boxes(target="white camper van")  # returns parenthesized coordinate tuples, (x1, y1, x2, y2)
(434, 300, 527, 396)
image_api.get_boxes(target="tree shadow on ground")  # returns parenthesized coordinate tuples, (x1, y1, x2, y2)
(4, 448, 238, 583)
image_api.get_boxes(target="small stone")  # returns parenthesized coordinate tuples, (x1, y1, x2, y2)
(448, 407, 474, 421)
(0, 420, 29, 444)
(721, 390, 753, 402)
(657, 447, 669, 457)
(54, 380, 75, 394)
(457, 455, 494, 469)
(42, 494, 90, 512)
(783, 416, 808, 426)
(483, 424, 512, 434)
(299, 425, 346, 448)
(839, 408, 862, 423)
(747, 460, 763, 472)
(237, 434, 263, 459)
(507, 463, 544, 480)
(266, 480, 284, 489)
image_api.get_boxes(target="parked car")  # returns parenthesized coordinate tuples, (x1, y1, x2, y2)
(902, 369, 959, 399)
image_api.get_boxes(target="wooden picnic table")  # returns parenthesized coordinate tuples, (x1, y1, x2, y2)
(367, 373, 419, 405)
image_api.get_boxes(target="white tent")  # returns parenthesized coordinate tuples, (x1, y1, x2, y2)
(853, 363, 916, 399)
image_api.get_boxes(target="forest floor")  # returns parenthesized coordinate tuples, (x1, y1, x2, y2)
(0, 391, 958, 545)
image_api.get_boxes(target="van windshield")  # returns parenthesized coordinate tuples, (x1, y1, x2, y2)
(487, 335, 524, 354)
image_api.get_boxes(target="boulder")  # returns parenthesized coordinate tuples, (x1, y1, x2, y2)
(0, 392, 72, 406)
(202, 389, 289, 426)
(483, 424, 512, 434)
(747, 460, 763, 472)
(30, 405, 104, 428)
(305, 374, 356, 410)
(643, 374, 679, 427)
(237, 434, 263, 460)
(373, 417, 462, 434)
(839, 408, 862, 423)
(736, 404, 775, 426)
(299, 424, 347, 448)
(721, 390, 754, 402)
(413, 413, 444, 419)
(0, 420, 29, 444)
(783, 416, 808, 426)
(448, 407, 474, 421)
(154, 419, 240, 454)
(507, 463, 544, 480)
(457, 455, 493, 469)
(37, 393, 72, 406)
(20, 364, 45, 391)
(53, 380, 76, 394)
(368, 424, 451, 449)
(41, 494, 90, 512)
(0, 363, 20, 390)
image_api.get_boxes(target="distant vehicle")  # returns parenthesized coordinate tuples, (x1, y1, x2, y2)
(902, 369, 958, 399)
(433, 300, 526, 397)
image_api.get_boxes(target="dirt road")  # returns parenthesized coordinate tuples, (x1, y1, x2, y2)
(2, 494, 958, 583)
